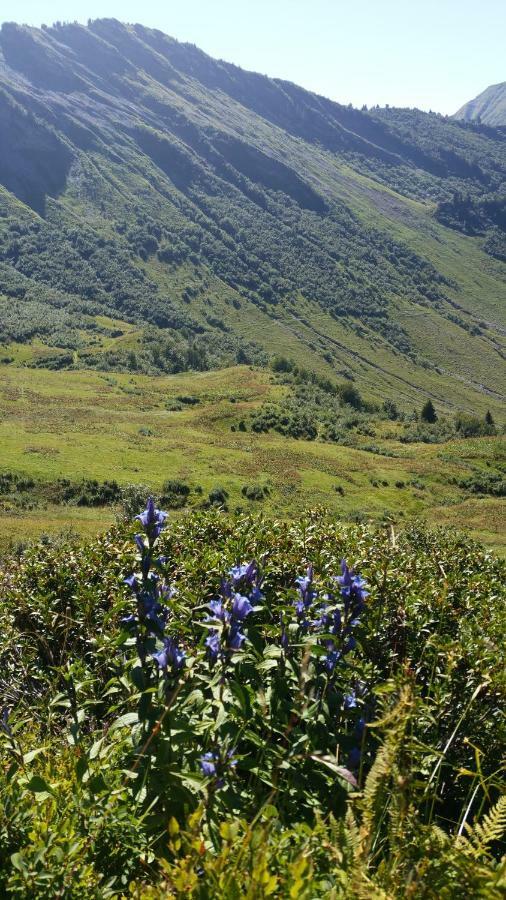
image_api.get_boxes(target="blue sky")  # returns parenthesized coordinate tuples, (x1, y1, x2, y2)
(1, 0, 504, 114)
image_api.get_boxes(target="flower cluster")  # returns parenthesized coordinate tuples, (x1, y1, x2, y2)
(205, 560, 263, 663)
(124, 498, 185, 676)
(294, 565, 317, 630)
(292, 559, 368, 677)
(292, 560, 369, 772)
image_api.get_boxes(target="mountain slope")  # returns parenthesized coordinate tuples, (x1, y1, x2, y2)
(455, 82, 506, 126)
(0, 19, 504, 415)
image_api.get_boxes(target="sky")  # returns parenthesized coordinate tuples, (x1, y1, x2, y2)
(0, 0, 504, 114)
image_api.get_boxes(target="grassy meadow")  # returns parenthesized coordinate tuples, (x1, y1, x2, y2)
(0, 361, 504, 553)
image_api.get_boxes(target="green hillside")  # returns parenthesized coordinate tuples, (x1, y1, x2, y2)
(455, 81, 506, 127)
(0, 18, 504, 416)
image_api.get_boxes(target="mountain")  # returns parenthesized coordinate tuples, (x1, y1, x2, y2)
(455, 82, 506, 127)
(0, 19, 505, 414)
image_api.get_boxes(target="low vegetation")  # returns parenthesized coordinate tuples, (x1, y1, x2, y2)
(1, 505, 505, 896)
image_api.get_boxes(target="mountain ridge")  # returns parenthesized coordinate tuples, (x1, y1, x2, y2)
(0, 18, 504, 415)
(455, 81, 506, 127)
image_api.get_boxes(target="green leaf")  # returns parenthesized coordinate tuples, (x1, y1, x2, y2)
(110, 712, 139, 731)
(10, 852, 25, 872)
(310, 755, 358, 788)
(22, 747, 48, 764)
(26, 775, 55, 796)
(88, 737, 105, 760)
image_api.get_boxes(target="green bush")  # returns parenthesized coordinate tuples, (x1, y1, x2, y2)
(241, 483, 270, 501)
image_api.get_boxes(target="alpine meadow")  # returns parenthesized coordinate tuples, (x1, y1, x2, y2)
(0, 16, 505, 899)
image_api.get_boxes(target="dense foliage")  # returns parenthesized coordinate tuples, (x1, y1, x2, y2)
(241, 367, 500, 448)
(1, 506, 505, 896)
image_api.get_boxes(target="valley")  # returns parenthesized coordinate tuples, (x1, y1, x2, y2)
(0, 362, 504, 551)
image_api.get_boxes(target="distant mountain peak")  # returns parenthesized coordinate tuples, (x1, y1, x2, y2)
(454, 81, 506, 126)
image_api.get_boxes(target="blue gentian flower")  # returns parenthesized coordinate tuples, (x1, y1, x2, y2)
(136, 498, 168, 540)
(231, 593, 253, 621)
(296, 565, 315, 603)
(139, 591, 169, 633)
(200, 749, 237, 787)
(343, 636, 356, 654)
(124, 574, 139, 593)
(152, 636, 185, 672)
(134, 533, 145, 554)
(322, 647, 341, 673)
(344, 691, 357, 709)
(208, 599, 230, 623)
(355, 717, 366, 738)
(200, 752, 217, 777)
(229, 560, 257, 586)
(229, 624, 246, 651)
(159, 582, 176, 603)
(206, 630, 221, 662)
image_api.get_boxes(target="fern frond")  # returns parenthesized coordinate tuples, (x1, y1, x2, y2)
(469, 796, 506, 858)
(351, 865, 396, 900)
(344, 806, 361, 856)
(361, 742, 396, 842)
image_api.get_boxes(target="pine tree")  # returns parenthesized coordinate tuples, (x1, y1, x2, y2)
(485, 410, 494, 426)
(421, 399, 437, 423)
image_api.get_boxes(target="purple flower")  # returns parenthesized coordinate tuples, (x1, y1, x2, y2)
(134, 534, 145, 554)
(231, 593, 253, 621)
(296, 565, 315, 601)
(322, 647, 341, 673)
(200, 749, 237, 785)
(295, 565, 317, 623)
(344, 691, 357, 709)
(343, 636, 356, 654)
(229, 561, 257, 586)
(355, 717, 366, 738)
(249, 584, 264, 604)
(136, 498, 168, 540)
(208, 599, 230, 623)
(336, 560, 368, 618)
(124, 574, 139, 593)
(229, 624, 246, 651)
(152, 636, 185, 672)
(206, 630, 221, 662)
(200, 752, 217, 777)
(159, 582, 176, 603)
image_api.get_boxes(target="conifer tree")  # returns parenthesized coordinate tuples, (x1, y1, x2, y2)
(421, 399, 437, 423)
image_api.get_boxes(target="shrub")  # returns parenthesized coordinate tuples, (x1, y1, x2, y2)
(176, 395, 200, 406)
(208, 486, 229, 506)
(160, 479, 192, 509)
(241, 483, 270, 501)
